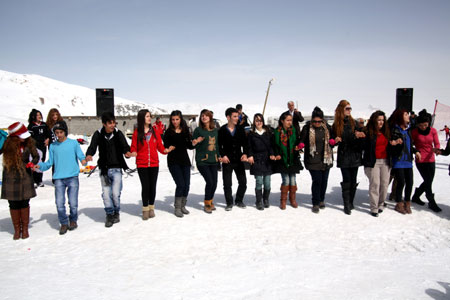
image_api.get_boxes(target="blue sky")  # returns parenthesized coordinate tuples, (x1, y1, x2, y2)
(1, 0, 449, 114)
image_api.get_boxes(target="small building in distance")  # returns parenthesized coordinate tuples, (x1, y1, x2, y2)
(63, 114, 197, 137)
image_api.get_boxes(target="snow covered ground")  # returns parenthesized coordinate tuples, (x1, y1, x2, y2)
(1, 137, 450, 300)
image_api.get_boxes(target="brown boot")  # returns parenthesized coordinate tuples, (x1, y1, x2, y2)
(395, 202, 406, 214)
(10, 209, 21, 240)
(204, 200, 213, 214)
(280, 185, 289, 210)
(210, 199, 216, 211)
(20, 207, 30, 239)
(149, 205, 155, 218)
(142, 206, 150, 220)
(289, 185, 298, 208)
(404, 201, 412, 214)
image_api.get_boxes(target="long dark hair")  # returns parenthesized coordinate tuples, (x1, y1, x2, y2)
(2, 136, 36, 177)
(366, 110, 390, 139)
(277, 111, 292, 129)
(28, 109, 43, 125)
(388, 109, 408, 128)
(137, 109, 151, 144)
(168, 110, 189, 133)
(251, 113, 271, 134)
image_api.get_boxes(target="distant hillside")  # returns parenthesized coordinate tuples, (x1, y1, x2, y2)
(0, 70, 166, 127)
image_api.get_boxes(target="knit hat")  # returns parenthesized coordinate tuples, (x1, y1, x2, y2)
(417, 109, 432, 124)
(53, 121, 68, 135)
(311, 106, 324, 119)
(8, 122, 31, 139)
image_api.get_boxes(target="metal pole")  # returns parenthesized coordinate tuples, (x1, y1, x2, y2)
(262, 79, 274, 117)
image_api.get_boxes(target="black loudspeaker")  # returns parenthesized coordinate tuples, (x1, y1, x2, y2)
(96, 88, 114, 117)
(396, 88, 413, 112)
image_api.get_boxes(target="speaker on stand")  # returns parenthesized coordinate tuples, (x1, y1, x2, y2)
(96, 88, 114, 117)
(396, 88, 413, 112)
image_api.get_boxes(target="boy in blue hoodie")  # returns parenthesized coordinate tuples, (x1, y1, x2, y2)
(35, 121, 86, 235)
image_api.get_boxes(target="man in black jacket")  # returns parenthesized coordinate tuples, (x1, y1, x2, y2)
(86, 112, 132, 227)
(219, 107, 248, 210)
(286, 101, 304, 137)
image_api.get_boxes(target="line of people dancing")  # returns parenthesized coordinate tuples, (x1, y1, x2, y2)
(1, 101, 449, 239)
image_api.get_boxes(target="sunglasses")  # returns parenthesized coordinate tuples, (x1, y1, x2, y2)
(345, 107, 352, 111)
(311, 120, 323, 124)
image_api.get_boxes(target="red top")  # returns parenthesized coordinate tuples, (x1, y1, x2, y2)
(375, 133, 388, 159)
(411, 127, 440, 163)
(130, 128, 167, 168)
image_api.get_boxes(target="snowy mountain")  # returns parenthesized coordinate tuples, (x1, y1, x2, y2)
(0, 70, 166, 127)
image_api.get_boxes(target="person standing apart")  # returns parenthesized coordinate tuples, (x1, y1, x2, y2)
(285, 100, 304, 138)
(440, 125, 449, 141)
(34, 121, 87, 234)
(163, 110, 195, 218)
(299, 107, 335, 213)
(247, 113, 276, 210)
(411, 109, 441, 212)
(389, 109, 421, 215)
(332, 100, 365, 215)
(27, 109, 51, 187)
(85, 112, 133, 227)
(1, 122, 38, 239)
(130, 109, 173, 220)
(218, 107, 249, 211)
(273, 112, 302, 210)
(362, 111, 392, 217)
(192, 109, 221, 213)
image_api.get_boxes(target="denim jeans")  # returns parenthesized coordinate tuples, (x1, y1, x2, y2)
(54, 176, 79, 225)
(168, 164, 191, 197)
(198, 164, 218, 200)
(100, 168, 123, 215)
(281, 173, 296, 186)
(255, 175, 271, 190)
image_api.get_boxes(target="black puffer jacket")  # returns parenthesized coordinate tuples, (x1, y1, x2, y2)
(247, 130, 275, 176)
(335, 117, 363, 168)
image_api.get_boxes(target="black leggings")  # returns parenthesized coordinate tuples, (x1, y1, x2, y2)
(416, 162, 435, 196)
(137, 167, 159, 207)
(33, 146, 46, 184)
(8, 200, 30, 210)
(340, 167, 359, 185)
(394, 168, 413, 202)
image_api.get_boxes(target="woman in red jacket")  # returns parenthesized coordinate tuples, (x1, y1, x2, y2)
(411, 109, 441, 212)
(130, 109, 173, 220)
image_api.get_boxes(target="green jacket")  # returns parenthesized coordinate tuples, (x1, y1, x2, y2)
(193, 127, 219, 166)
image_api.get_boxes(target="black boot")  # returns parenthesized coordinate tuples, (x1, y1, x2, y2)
(349, 183, 358, 210)
(411, 188, 426, 206)
(341, 182, 352, 215)
(113, 212, 120, 223)
(426, 193, 442, 213)
(263, 189, 271, 208)
(105, 214, 114, 227)
(255, 189, 264, 210)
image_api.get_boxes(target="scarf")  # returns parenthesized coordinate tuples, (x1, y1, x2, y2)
(275, 126, 297, 167)
(309, 123, 333, 165)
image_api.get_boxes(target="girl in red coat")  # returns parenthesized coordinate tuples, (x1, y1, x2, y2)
(130, 109, 174, 220)
(411, 109, 441, 212)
